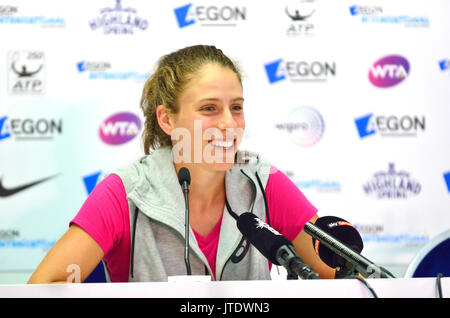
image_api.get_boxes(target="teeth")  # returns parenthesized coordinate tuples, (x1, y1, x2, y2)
(210, 139, 234, 148)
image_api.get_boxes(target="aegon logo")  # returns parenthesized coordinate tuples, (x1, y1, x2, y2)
(174, 3, 246, 28)
(99, 112, 141, 145)
(0, 116, 63, 141)
(355, 113, 425, 138)
(264, 59, 336, 84)
(369, 55, 409, 88)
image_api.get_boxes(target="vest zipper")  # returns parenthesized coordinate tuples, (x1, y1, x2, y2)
(219, 170, 270, 281)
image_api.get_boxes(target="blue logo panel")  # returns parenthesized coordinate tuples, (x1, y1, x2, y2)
(444, 172, 450, 192)
(0, 116, 11, 141)
(264, 59, 285, 84)
(355, 113, 376, 138)
(174, 4, 195, 28)
(77, 61, 87, 72)
(82, 171, 102, 195)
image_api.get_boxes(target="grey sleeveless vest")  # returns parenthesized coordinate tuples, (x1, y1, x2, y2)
(113, 147, 273, 282)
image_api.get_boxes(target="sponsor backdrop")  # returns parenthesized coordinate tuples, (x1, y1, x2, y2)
(0, 0, 449, 283)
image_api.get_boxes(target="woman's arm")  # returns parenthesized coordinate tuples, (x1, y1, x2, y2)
(292, 213, 336, 279)
(27, 225, 104, 284)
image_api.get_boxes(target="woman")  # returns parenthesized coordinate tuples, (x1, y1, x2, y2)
(28, 45, 335, 283)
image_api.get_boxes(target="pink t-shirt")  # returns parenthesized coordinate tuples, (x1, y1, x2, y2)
(70, 167, 317, 282)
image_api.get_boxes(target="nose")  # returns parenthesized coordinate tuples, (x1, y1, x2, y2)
(217, 108, 236, 130)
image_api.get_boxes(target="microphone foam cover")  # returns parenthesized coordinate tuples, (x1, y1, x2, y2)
(178, 167, 191, 186)
(237, 212, 291, 265)
(312, 216, 363, 268)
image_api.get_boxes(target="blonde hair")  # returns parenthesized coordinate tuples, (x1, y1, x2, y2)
(140, 45, 242, 154)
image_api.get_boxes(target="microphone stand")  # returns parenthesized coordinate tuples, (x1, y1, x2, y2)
(304, 222, 395, 279)
(182, 183, 192, 275)
(276, 244, 320, 280)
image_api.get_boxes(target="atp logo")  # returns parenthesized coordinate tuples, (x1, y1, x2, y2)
(8, 51, 45, 94)
(369, 55, 410, 88)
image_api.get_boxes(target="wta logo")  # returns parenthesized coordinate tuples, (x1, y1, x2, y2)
(369, 55, 409, 88)
(99, 112, 141, 145)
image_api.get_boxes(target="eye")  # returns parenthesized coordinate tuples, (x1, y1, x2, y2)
(231, 104, 243, 112)
(201, 105, 216, 112)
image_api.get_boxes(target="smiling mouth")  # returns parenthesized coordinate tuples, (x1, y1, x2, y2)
(208, 138, 236, 150)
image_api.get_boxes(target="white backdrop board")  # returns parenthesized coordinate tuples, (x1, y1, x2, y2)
(0, 0, 449, 283)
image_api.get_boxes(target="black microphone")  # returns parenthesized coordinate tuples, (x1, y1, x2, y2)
(237, 212, 320, 279)
(178, 167, 191, 275)
(304, 216, 395, 278)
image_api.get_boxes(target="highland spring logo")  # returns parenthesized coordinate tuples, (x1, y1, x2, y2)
(369, 55, 409, 88)
(363, 163, 421, 199)
(88, 0, 148, 34)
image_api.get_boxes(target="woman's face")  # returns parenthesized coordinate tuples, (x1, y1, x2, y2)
(170, 63, 245, 172)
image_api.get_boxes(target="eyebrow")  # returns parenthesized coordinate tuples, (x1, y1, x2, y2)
(198, 97, 245, 103)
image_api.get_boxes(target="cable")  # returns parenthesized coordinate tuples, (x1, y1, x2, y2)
(348, 275, 378, 298)
(436, 273, 443, 298)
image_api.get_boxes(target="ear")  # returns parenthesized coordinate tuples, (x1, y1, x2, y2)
(156, 105, 176, 135)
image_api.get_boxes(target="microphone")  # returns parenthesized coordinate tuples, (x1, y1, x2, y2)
(237, 212, 320, 280)
(304, 216, 395, 278)
(312, 216, 363, 276)
(178, 167, 191, 275)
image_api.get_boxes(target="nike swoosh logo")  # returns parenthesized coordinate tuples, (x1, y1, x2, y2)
(0, 174, 58, 198)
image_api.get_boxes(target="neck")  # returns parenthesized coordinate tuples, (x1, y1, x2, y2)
(174, 163, 226, 209)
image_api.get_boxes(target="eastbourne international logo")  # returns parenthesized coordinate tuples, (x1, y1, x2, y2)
(76, 60, 149, 81)
(369, 55, 409, 88)
(264, 59, 336, 84)
(89, 0, 148, 34)
(7, 51, 45, 94)
(174, 3, 246, 28)
(275, 106, 325, 147)
(99, 112, 141, 145)
(0, 5, 65, 27)
(363, 163, 421, 199)
(349, 5, 429, 27)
